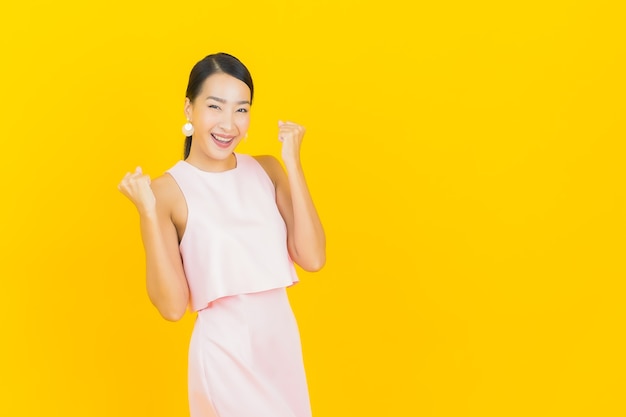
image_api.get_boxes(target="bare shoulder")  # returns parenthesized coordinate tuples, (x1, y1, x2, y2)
(253, 154, 281, 169)
(253, 155, 284, 184)
(150, 173, 185, 213)
(151, 173, 179, 199)
(150, 173, 187, 236)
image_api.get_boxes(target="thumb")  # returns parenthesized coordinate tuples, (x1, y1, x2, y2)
(135, 166, 143, 174)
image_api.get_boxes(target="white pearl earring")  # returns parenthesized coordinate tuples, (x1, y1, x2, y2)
(182, 121, 194, 136)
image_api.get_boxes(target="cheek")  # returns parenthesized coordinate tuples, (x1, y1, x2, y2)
(236, 113, 251, 130)
(192, 107, 217, 123)
(199, 112, 220, 125)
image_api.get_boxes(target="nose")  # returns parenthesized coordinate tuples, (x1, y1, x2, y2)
(218, 111, 235, 132)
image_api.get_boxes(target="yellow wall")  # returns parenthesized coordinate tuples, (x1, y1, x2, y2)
(1, 1, 624, 416)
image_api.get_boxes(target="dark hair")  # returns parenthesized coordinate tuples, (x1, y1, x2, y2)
(183, 53, 254, 159)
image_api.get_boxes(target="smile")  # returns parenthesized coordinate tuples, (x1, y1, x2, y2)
(211, 133, 235, 148)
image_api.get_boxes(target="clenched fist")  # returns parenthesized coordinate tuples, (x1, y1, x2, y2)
(118, 167, 157, 216)
(278, 120, 305, 166)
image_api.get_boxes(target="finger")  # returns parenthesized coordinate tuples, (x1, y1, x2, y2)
(279, 124, 303, 133)
(279, 120, 302, 129)
(278, 127, 297, 135)
(278, 129, 303, 140)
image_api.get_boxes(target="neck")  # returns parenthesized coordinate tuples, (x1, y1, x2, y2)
(186, 152, 237, 172)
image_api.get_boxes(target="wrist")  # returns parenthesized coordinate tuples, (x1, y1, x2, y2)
(283, 155, 302, 172)
(138, 206, 158, 220)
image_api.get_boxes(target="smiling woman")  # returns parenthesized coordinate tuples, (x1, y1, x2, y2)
(118, 52, 326, 417)
(184, 72, 251, 170)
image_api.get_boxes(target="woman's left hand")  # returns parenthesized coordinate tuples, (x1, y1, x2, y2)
(278, 120, 305, 166)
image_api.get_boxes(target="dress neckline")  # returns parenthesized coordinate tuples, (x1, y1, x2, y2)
(182, 153, 239, 174)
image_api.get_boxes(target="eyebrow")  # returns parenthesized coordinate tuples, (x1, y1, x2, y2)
(206, 96, 251, 105)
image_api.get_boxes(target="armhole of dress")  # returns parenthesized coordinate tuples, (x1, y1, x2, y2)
(163, 169, 190, 247)
(251, 155, 279, 196)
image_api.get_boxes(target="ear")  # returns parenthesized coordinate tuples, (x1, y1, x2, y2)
(184, 98, 192, 121)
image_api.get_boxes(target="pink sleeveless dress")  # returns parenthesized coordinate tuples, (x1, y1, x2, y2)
(167, 154, 311, 417)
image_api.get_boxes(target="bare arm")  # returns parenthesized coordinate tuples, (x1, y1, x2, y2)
(257, 121, 326, 271)
(118, 168, 189, 321)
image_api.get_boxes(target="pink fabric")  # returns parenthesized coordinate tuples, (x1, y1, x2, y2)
(167, 154, 299, 312)
(188, 289, 311, 417)
(167, 154, 311, 417)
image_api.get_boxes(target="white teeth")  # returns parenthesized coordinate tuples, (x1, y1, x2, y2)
(212, 134, 232, 143)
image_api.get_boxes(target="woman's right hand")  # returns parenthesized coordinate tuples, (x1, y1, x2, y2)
(118, 167, 157, 216)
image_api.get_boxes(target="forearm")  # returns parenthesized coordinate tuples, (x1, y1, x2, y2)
(139, 213, 189, 321)
(285, 160, 326, 271)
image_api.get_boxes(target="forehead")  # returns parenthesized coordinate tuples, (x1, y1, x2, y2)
(200, 72, 251, 101)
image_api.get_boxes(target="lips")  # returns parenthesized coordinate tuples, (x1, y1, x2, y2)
(211, 133, 235, 149)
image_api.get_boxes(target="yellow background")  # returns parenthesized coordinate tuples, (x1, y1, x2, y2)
(1, 1, 624, 416)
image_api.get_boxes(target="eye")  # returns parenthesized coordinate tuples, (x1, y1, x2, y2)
(208, 104, 220, 110)
(236, 108, 248, 113)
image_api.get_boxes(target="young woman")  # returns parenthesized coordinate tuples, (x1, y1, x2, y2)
(118, 52, 326, 417)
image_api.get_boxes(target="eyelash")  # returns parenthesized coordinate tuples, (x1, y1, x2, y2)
(208, 105, 248, 113)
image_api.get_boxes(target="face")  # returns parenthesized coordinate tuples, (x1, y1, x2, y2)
(185, 72, 251, 168)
